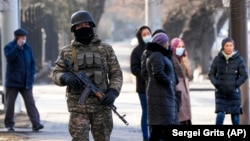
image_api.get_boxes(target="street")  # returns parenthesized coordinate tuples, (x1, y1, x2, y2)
(0, 41, 231, 141)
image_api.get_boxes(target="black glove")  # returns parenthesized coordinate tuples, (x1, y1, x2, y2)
(60, 73, 83, 89)
(101, 88, 119, 107)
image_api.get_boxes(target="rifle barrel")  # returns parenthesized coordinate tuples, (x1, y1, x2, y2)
(111, 106, 129, 126)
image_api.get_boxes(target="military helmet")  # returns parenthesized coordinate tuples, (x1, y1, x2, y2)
(70, 10, 96, 32)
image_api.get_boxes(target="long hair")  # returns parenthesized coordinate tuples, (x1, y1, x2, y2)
(171, 37, 185, 61)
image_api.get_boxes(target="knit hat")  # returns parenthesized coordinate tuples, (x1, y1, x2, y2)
(14, 28, 28, 36)
(221, 37, 235, 49)
(152, 33, 169, 47)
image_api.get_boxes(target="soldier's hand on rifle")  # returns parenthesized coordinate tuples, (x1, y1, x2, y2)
(60, 72, 83, 89)
(101, 88, 119, 107)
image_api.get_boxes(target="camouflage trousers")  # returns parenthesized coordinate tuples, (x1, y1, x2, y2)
(68, 109, 113, 141)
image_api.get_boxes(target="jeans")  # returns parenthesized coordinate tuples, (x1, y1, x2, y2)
(216, 111, 240, 125)
(138, 93, 148, 141)
(231, 114, 240, 125)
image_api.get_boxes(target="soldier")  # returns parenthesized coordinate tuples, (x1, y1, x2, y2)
(52, 10, 123, 141)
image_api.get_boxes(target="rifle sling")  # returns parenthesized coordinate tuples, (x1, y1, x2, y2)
(71, 45, 79, 71)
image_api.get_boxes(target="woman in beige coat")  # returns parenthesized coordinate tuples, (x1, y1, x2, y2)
(171, 38, 193, 125)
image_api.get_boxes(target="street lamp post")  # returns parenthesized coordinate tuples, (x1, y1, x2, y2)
(1, 0, 22, 113)
(145, 0, 162, 31)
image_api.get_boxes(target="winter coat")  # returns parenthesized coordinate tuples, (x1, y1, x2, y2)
(130, 44, 146, 93)
(172, 55, 192, 122)
(141, 45, 178, 85)
(4, 39, 36, 89)
(208, 50, 248, 114)
(143, 42, 179, 125)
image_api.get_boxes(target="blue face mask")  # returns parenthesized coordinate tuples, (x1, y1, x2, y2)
(176, 48, 185, 56)
(142, 35, 152, 43)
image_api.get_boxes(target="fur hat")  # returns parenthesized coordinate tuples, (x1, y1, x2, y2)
(14, 28, 28, 36)
(152, 33, 169, 47)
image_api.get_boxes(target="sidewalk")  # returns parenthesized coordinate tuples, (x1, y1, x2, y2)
(0, 83, 143, 141)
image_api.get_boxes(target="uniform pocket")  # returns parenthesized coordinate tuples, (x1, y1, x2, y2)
(85, 53, 93, 68)
(94, 71, 102, 84)
(93, 53, 102, 68)
(77, 54, 84, 67)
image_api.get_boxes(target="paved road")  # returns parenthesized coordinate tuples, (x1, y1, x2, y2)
(0, 41, 231, 141)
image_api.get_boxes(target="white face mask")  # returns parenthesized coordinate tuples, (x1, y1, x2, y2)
(175, 48, 185, 56)
(22, 40, 26, 44)
(142, 35, 152, 43)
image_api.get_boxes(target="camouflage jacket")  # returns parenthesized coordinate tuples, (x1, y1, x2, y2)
(52, 36, 123, 97)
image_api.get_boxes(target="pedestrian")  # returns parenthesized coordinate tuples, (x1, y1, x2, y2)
(130, 25, 151, 141)
(52, 10, 123, 141)
(208, 37, 248, 125)
(170, 37, 193, 125)
(141, 29, 175, 82)
(4, 28, 44, 132)
(141, 33, 179, 141)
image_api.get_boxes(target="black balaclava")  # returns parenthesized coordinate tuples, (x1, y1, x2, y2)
(74, 27, 94, 44)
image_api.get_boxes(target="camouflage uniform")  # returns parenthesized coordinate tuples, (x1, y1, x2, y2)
(52, 36, 123, 141)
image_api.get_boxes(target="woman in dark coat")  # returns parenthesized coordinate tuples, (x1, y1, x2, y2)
(130, 25, 151, 141)
(142, 33, 179, 141)
(208, 37, 248, 125)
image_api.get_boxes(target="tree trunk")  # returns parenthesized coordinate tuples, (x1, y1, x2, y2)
(86, 0, 106, 27)
(163, 2, 228, 79)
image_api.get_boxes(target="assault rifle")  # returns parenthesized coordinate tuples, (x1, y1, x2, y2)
(55, 57, 129, 126)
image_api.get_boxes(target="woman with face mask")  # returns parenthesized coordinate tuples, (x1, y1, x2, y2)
(130, 25, 151, 141)
(142, 33, 179, 141)
(170, 37, 193, 125)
